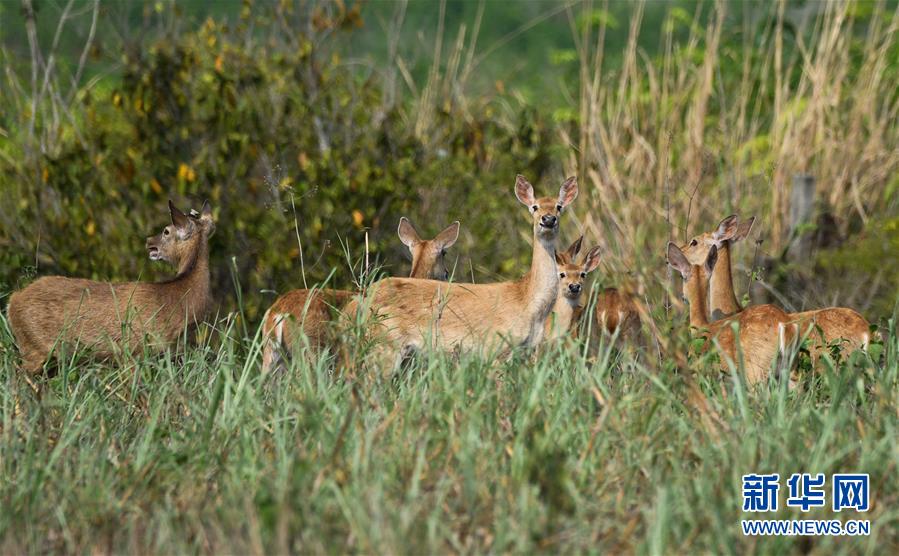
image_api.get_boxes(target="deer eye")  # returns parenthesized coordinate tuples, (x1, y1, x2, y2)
(580, 272, 586, 278)
(531, 205, 538, 211)
(164, 228, 170, 236)
(690, 239, 698, 247)
(559, 272, 566, 278)
(556, 204, 563, 212)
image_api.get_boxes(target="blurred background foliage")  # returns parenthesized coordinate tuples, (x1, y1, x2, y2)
(1, 0, 897, 322)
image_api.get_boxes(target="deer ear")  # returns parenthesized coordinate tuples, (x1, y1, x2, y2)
(557, 176, 578, 208)
(704, 244, 719, 275)
(712, 214, 739, 244)
(667, 242, 692, 280)
(397, 217, 421, 248)
(583, 246, 602, 273)
(199, 200, 215, 236)
(435, 221, 460, 250)
(169, 200, 190, 229)
(515, 175, 536, 207)
(733, 216, 755, 242)
(567, 236, 584, 260)
(555, 250, 568, 265)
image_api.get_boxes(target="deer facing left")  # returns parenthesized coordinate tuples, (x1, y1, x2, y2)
(7, 200, 215, 374)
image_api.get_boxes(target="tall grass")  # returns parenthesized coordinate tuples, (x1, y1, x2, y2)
(1, 306, 896, 553)
(405, 1, 898, 315)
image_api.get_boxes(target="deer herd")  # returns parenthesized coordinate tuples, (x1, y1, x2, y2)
(6, 175, 875, 387)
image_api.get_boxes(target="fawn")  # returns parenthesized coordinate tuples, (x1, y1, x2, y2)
(544, 236, 602, 341)
(342, 175, 578, 365)
(679, 215, 871, 364)
(8, 200, 215, 374)
(667, 242, 797, 384)
(260, 217, 460, 373)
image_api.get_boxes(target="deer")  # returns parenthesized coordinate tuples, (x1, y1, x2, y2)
(667, 242, 797, 384)
(260, 217, 460, 373)
(679, 215, 871, 365)
(7, 200, 215, 375)
(342, 174, 578, 366)
(593, 288, 640, 342)
(544, 236, 602, 341)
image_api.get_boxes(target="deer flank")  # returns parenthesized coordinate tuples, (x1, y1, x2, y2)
(260, 218, 460, 373)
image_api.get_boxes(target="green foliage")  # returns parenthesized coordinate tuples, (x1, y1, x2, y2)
(0, 9, 555, 321)
(816, 217, 899, 316)
(1, 309, 896, 552)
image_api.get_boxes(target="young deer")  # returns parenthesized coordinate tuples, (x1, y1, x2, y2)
(343, 175, 578, 364)
(544, 236, 602, 341)
(8, 200, 215, 374)
(679, 215, 871, 363)
(667, 242, 796, 384)
(260, 217, 460, 373)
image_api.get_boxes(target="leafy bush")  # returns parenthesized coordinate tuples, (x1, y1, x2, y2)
(0, 8, 556, 321)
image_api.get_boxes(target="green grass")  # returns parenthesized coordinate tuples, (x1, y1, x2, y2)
(1, 309, 897, 554)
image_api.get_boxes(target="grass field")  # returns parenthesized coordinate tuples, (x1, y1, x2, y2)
(1, 304, 896, 553)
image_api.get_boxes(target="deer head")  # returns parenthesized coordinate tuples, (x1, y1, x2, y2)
(515, 175, 578, 245)
(556, 237, 601, 302)
(397, 217, 461, 281)
(145, 200, 214, 269)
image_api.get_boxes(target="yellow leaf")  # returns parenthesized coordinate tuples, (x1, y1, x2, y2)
(352, 210, 364, 227)
(41, 167, 48, 182)
(178, 163, 196, 182)
(297, 152, 310, 171)
(85, 220, 96, 236)
(150, 178, 162, 194)
(215, 55, 224, 73)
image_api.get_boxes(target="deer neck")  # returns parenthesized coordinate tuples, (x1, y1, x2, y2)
(548, 295, 581, 339)
(522, 232, 560, 324)
(709, 241, 741, 319)
(686, 272, 710, 328)
(165, 235, 211, 313)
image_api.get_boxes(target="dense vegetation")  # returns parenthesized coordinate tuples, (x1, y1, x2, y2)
(1, 312, 896, 553)
(1, 1, 897, 552)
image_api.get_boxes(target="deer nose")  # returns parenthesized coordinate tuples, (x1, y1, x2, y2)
(541, 214, 557, 227)
(568, 283, 582, 294)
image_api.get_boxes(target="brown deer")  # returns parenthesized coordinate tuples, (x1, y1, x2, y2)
(667, 242, 797, 384)
(342, 175, 578, 365)
(593, 288, 640, 342)
(679, 215, 871, 364)
(8, 200, 215, 374)
(544, 236, 602, 341)
(260, 217, 460, 373)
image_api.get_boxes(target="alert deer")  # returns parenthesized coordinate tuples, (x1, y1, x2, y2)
(343, 175, 578, 364)
(667, 242, 796, 384)
(679, 215, 871, 363)
(260, 217, 460, 373)
(544, 236, 602, 341)
(8, 200, 215, 374)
